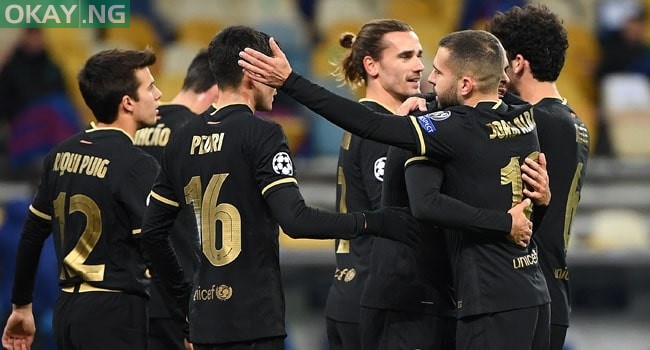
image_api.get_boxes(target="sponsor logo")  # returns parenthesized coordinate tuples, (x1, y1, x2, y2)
(216, 284, 232, 301)
(417, 115, 437, 134)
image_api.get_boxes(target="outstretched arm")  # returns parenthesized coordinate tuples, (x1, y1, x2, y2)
(238, 38, 421, 153)
(405, 161, 533, 247)
(265, 186, 420, 248)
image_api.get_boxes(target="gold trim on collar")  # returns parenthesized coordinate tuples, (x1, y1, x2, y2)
(86, 127, 135, 144)
(358, 98, 397, 114)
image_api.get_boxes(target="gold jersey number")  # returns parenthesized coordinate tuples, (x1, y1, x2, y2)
(53, 192, 105, 281)
(500, 151, 539, 218)
(336, 166, 350, 253)
(184, 174, 242, 266)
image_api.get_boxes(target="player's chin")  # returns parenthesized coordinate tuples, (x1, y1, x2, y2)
(405, 82, 421, 94)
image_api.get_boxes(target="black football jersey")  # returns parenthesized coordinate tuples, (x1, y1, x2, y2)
(408, 102, 550, 317)
(135, 103, 197, 318)
(361, 145, 455, 316)
(147, 104, 298, 344)
(280, 73, 551, 317)
(324, 100, 389, 322)
(532, 98, 590, 326)
(135, 104, 194, 160)
(29, 128, 159, 296)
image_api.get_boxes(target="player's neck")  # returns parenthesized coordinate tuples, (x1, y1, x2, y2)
(517, 80, 561, 105)
(172, 85, 219, 114)
(171, 91, 199, 113)
(364, 86, 402, 114)
(466, 92, 500, 107)
(95, 114, 137, 140)
(213, 89, 256, 113)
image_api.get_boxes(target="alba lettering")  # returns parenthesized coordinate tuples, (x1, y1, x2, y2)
(487, 109, 536, 139)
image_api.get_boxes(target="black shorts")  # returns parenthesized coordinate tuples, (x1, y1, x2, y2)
(193, 336, 284, 350)
(326, 317, 360, 350)
(359, 306, 456, 350)
(53, 289, 147, 350)
(456, 303, 550, 350)
(149, 317, 185, 350)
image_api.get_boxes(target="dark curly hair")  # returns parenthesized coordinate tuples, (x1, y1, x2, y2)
(486, 4, 568, 82)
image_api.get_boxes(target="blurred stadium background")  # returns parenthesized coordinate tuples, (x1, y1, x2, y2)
(1, 0, 649, 349)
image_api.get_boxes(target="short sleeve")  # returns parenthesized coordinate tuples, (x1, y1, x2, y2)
(29, 151, 56, 220)
(254, 123, 298, 196)
(407, 109, 466, 161)
(119, 154, 160, 234)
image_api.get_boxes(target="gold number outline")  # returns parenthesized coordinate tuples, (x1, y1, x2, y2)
(53, 192, 105, 281)
(335, 166, 350, 254)
(563, 163, 583, 252)
(500, 151, 540, 218)
(184, 174, 242, 267)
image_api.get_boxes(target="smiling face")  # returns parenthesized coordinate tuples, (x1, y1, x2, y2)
(371, 31, 424, 101)
(131, 67, 162, 128)
(428, 46, 462, 109)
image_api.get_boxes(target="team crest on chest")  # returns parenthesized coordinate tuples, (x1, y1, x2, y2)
(272, 152, 293, 176)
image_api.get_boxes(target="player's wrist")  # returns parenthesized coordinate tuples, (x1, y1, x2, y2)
(12, 303, 32, 312)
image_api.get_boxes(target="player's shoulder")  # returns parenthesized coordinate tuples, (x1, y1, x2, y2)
(414, 108, 460, 123)
(534, 98, 586, 127)
(248, 114, 286, 139)
(158, 104, 195, 126)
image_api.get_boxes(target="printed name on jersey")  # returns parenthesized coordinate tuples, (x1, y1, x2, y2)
(416, 115, 437, 134)
(52, 152, 110, 178)
(272, 152, 293, 176)
(190, 132, 225, 155)
(134, 123, 171, 147)
(373, 157, 386, 181)
(486, 110, 536, 140)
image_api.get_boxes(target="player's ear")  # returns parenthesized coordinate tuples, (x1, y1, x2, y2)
(458, 76, 473, 96)
(363, 55, 379, 78)
(122, 94, 135, 113)
(512, 54, 525, 74)
(242, 74, 255, 89)
(205, 84, 220, 102)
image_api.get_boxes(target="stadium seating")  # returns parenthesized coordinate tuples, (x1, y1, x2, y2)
(176, 19, 225, 46)
(588, 209, 649, 250)
(600, 73, 650, 157)
(104, 15, 161, 54)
